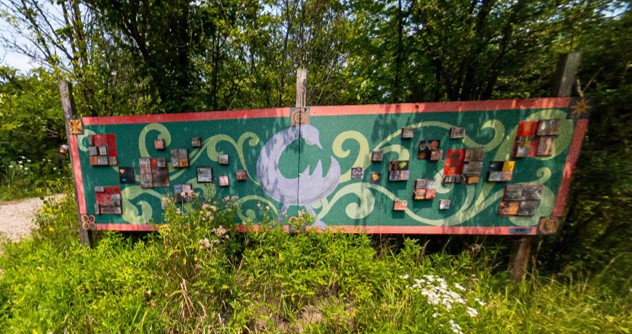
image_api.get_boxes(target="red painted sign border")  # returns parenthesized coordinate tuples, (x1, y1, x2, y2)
(82, 98, 571, 126)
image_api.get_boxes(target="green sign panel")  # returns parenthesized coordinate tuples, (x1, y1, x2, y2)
(69, 98, 589, 235)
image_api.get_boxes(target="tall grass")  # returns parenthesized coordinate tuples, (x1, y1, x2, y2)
(0, 193, 630, 333)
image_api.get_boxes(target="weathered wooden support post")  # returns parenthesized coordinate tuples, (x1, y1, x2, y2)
(59, 80, 92, 246)
(508, 52, 582, 282)
(296, 68, 307, 110)
(553, 52, 582, 97)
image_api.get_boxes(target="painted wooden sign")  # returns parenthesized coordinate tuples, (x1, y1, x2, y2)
(68, 98, 589, 235)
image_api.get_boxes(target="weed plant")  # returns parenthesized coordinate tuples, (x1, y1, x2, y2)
(0, 191, 630, 333)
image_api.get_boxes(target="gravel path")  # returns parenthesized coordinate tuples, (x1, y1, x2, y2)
(0, 195, 65, 242)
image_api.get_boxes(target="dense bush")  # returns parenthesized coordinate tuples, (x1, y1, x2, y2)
(0, 193, 630, 333)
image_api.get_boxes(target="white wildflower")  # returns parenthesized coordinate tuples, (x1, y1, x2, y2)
(454, 283, 466, 291)
(474, 298, 487, 306)
(213, 225, 227, 237)
(465, 306, 479, 317)
(400, 274, 410, 280)
(449, 319, 463, 334)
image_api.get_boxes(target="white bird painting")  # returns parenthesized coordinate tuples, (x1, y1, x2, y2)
(256, 125, 340, 228)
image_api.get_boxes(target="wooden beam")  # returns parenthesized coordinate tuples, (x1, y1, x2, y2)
(59, 80, 92, 246)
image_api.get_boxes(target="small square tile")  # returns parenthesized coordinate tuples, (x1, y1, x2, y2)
(219, 175, 230, 187)
(219, 154, 229, 165)
(450, 127, 466, 139)
(236, 169, 247, 181)
(191, 137, 202, 148)
(401, 127, 414, 139)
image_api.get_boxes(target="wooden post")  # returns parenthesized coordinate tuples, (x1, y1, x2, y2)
(59, 80, 92, 246)
(296, 68, 307, 109)
(553, 52, 582, 97)
(508, 237, 533, 282)
(508, 52, 582, 282)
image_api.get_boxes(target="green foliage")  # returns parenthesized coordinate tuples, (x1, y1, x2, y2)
(1, 194, 631, 333)
(540, 6, 632, 276)
(0, 68, 71, 200)
(0, 68, 65, 160)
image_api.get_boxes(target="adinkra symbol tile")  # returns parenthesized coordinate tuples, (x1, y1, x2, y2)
(236, 169, 247, 181)
(196, 166, 213, 183)
(171, 149, 189, 168)
(350, 167, 363, 179)
(219, 154, 229, 165)
(401, 127, 414, 139)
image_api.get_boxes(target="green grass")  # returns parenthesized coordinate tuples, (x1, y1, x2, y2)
(0, 194, 630, 333)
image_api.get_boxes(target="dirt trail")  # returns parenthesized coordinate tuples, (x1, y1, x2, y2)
(0, 195, 64, 241)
